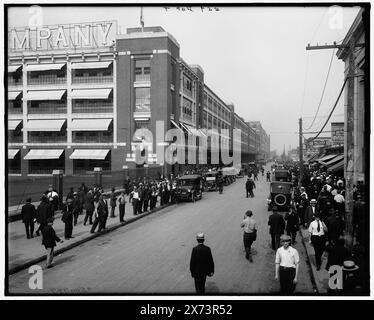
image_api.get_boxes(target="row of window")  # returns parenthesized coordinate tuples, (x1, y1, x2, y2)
(9, 154, 111, 175)
(204, 93, 231, 122)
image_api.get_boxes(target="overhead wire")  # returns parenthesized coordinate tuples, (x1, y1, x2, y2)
(304, 47, 336, 130)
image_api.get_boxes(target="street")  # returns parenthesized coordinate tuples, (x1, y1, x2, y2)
(9, 166, 314, 294)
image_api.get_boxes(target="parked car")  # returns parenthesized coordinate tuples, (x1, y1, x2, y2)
(267, 181, 294, 211)
(274, 169, 292, 182)
(176, 175, 203, 202)
(203, 170, 219, 191)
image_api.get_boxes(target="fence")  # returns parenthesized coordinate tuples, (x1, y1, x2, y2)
(8, 166, 163, 208)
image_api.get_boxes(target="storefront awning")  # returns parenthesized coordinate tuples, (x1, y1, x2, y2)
(8, 149, 20, 160)
(23, 119, 66, 132)
(69, 149, 110, 160)
(316, 154, 338, 163)
(70, 119, 112, 131)
(8, 120, 22, 131)
(71, 61, 113, 69)
(70, 88, 112, 99)
(180, 122, 193, 135)
(327, 159, 344, 172)
(323, 154, 344, 166)
(25, 63, 66, 72)
(184, 124, 203, 137)
(8, 65, 22, 73)
(25, 90, 66, 101)
(24, 149, 64, 160)
(8, 91, 22, 100)
(170, 120, 184, 134)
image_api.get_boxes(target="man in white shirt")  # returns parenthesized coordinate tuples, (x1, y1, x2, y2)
(275, 235, 299, 294)
(240, 210, 257, 262)
(308, 213, 328, 270)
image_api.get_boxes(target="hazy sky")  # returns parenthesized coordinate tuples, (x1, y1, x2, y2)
(8, 5, 361, 154)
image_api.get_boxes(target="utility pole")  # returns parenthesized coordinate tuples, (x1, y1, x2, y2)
(306, 40, 360, 251)
(299, 117, 303, 186)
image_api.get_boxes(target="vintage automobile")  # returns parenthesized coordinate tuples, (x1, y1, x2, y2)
(176, 174, 203, 202)
(267, 181, 294, 211)
(221, 167, 238, 185)
(274, 169, 292, 182)
(204, 170, 219, 191)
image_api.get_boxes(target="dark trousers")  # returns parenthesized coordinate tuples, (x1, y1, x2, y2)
(267, 176, 271, 182)
(254, 175, 258, 181)
(311, 235, 326, 268)
(279, 266, 296, 294)
(271, 233, 281, 250)
(36, 222, 46, 235)
(110, 206, 116, 218)
(119, 204, 125, 222)
(84, 210, 93, 225)
(243, 232, 254, 258)
(246, 189, 254, 198)
(132, 199, 138, 215)
(150, 197, 157, 209)
(298, 208, 305, 226)
(287, 230, 297, 244)
(91, 216, 104, 233)
(194, 276, 207, 294)
(73, 210, 80, 226)
(103, 214, 108, 228)
(137, 199, 143, 213)
(64, 222, 73, 239)
(24, 221, 34, 238)
(143, 200, 149, 212)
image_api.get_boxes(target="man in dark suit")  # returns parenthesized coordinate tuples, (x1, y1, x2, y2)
(268, 207, 285, 250)
(90, 194, 107, 233)
(325, 209, 346, 244)
(21, 197, 37, 239)
(42, 218, 63, 268)
(190, 233, 215, 294)
(304, 199, 319, 228)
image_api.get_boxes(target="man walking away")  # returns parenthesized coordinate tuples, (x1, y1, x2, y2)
(285, 208, 299, 245)
(84, 189, 94, 225)
(268, 207, 285, 250)
(21, 197, 36, 239)
(245, 178, 256, 198)
(266, 170, 271, 182)
(275, 235, 299, 295)
(190, 233, 214, 294)
(72, 192, 81, 226)
(308, 213, 328, 270)
(240, 210, 257, 262)
(90, 194, 107, 233)
(42, 218, 63, 268)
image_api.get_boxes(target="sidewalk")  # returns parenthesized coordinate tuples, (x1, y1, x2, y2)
(8, 197, 174, 274)
(299, 227, 330, 294)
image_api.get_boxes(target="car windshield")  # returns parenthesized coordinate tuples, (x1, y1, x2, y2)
(178, 180, 195, 187)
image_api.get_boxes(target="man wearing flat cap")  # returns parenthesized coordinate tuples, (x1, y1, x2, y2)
(190, 233, 215, 294)
(275, 234, 299, 294)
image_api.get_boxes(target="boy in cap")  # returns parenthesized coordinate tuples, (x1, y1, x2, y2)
(42, 218, 63, 268)
(190, 233, 215, 294)
(275, 234, 299, 294)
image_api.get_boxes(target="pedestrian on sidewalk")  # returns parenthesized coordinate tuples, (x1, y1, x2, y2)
(72, 192, 81, 226)
(190, 233, 214, 295)
(84, 189, 94, 225)
(42, 217, 63, 268)
(118, 191, 126, 223)
(268, 207, 285, 250)
(130, 187, 140, 215)
(275, 235, 299, 295)
(150, 186, 158, 210)
(90, 194, 106, 233)
(304, 199, 319, 228)
(61, 198, 74, 240)
(240, 210, 257, 262)
(325, 237, 350, 272)
(21, 197, 36, 239)
(36, 195, 52, 237)
(110, 188, 117, 218)
(285, 208, 299, 245)
(296, 193, 309, 227)
(308, 213, 328, 270)
(102, 192, 109, 229)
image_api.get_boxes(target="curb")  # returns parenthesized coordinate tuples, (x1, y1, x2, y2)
(299, 227, 320, 294)
(8, 202, 176, 275)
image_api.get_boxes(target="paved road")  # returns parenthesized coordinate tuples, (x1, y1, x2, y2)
(9, 167, 314, 295)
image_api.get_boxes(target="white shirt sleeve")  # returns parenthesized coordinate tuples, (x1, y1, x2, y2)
(294, 249, 300, 265)
(275, 248, 281, 264)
